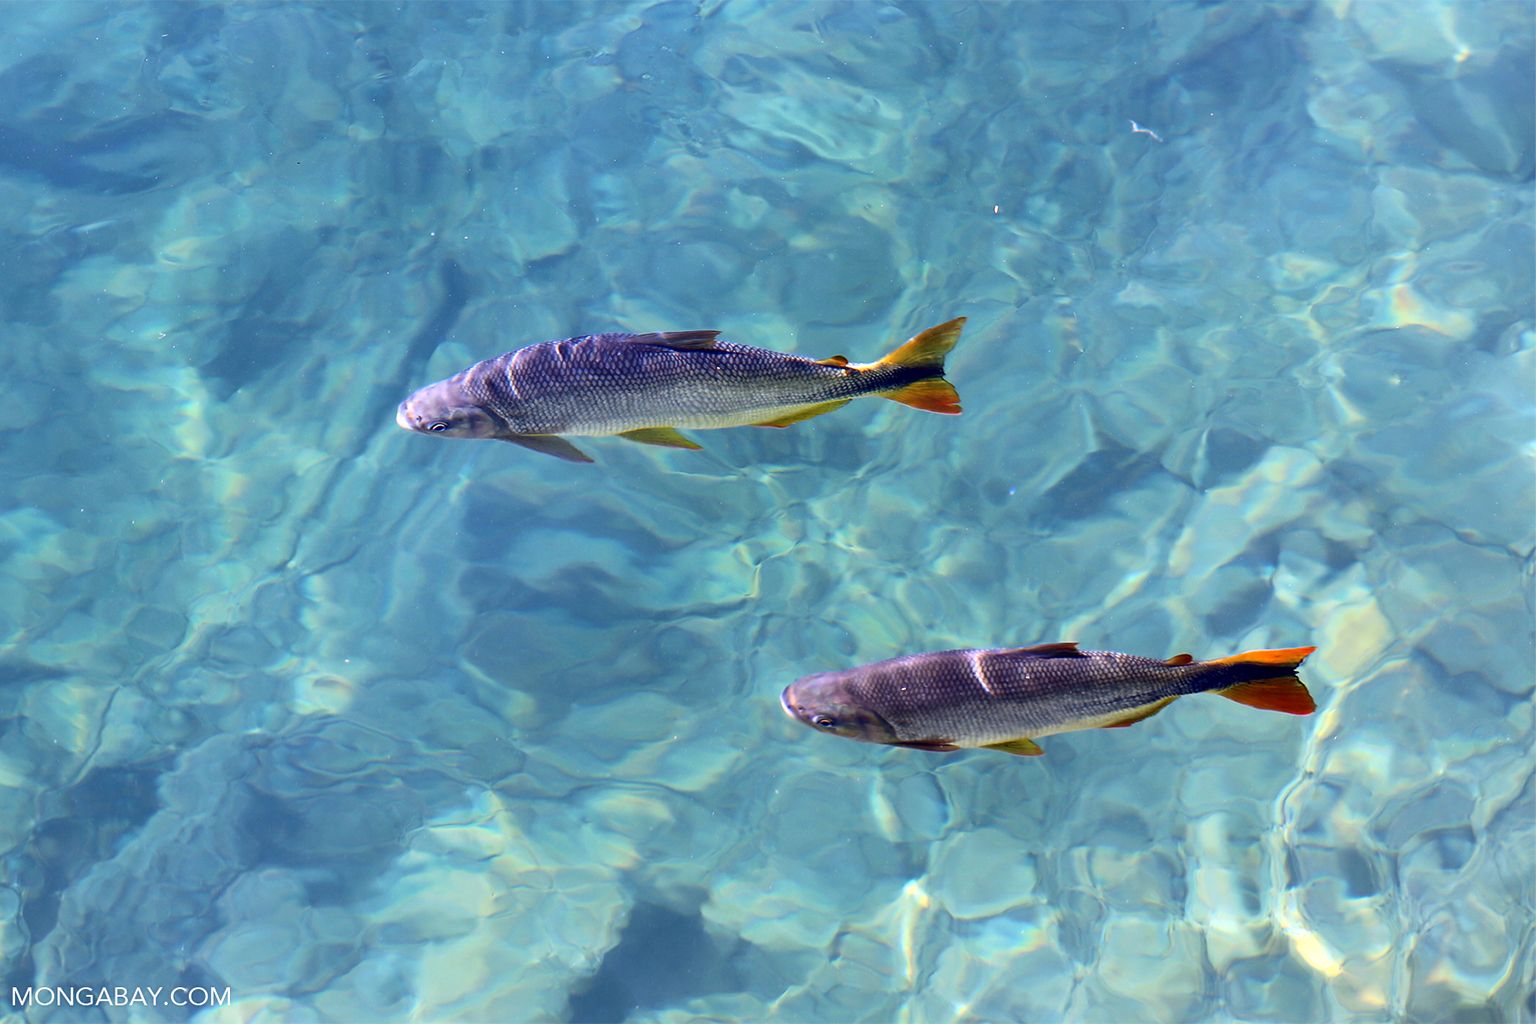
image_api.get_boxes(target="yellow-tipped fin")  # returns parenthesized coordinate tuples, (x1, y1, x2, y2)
(1165, 653, 1194, 666)
(749, 399, 851, 428)
(982, 737, 1045, 756)
(617, 427, 703, 450)
(816, 355, 850, 367)
(877, 317, 966, 368)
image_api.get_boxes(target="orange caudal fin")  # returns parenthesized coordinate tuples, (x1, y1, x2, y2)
(1218, 677, 1316, 716)
(877, 317, 966, 369)
(1206, 646, 1318, 716)
(885, 378, 961, 414)
(871, 318, 965, 414)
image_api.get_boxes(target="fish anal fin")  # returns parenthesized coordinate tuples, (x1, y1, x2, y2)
(883, 378, 961, 414)
(1218, 677, 1317, 716)
(877, 317, 966, 369)
(999, 642, 1084, 659)
(617, 426, 703, 450)
(816, 355, 849, 367)
(1101, 695, 1179, 728)
(892, 740, 959, 752)
(1165, 653, 1194, 666)
(501, 434, 594, 463)
(749, 399, 852, 428)
(982, 737, 1045, 756)
(625, 330, 720, 350)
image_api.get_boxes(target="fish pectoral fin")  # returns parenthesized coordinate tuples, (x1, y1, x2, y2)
(883, 378, 961, 414)
(748, 399, 852, 428)
(999, 642, 1085, 659)
(617, 426, 703, 450)
(815, 355, 849, 367)
(1100, 695, 1179, 728)
(1165, 653, 1194, 666)
(1218, 677, 1317, 716)
(892, 740, 960, 752)
(982, 737, 1045, 756)
(500, 434, 595, 463)
(625, 330, 721, 350)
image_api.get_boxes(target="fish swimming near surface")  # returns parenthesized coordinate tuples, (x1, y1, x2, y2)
(780, 643, 1317, 756)
(396, 318, 966, 462)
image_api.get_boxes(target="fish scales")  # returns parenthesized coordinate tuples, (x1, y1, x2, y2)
(843, 649, 1218, 746)
(396, 318, 966, 462)
(781, 642, 1317, 756)
(463, 337, 913, 436)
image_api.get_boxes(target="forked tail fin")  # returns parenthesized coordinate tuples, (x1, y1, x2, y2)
(875, 317, 965, 414)
(1203, 646, 1317, 716)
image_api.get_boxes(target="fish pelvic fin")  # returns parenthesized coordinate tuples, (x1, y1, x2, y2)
(749, 399, 852, 428)
(982, 737, 1045, 756)
(618, 426, 703, 450)
(1100, 695, 1179, 728)
(877, 317, 966, 369)
(1204, 646, 1318, 716)
(501, 434, 595, 463)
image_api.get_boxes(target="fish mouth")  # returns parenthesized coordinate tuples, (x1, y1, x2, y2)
(395, 402, 417, 431)
(779, 686, 801, 721)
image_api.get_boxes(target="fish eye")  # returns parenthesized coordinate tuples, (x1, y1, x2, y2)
(427, 421, 450, 432)
(813, 715, 836, 729)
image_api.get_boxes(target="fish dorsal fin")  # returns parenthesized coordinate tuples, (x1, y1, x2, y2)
(816, 355, 849, 367)
(1165, 653, 1194, 666)
(982, 737, 1045, 756)
(999, 642, 1084, 659)
(892, 740, 959, 752)
(1100, 695, 1179, 728)
(500, 434, 594, 463)
(622, 330, 721, 350)
(1218, 677, 1317, 716)
(749, 398, 851, 428)
(617, 426, 703, 450)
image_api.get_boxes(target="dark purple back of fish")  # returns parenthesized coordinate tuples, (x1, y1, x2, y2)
(448, 333, 924, 436)
(822, 645, 1264, 746)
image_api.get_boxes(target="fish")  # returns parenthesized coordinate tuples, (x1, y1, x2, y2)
(780, 642, 1317, 756)
(396, 318, 966, 463)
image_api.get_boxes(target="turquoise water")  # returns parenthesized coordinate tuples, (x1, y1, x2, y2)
(0, 2, 1531, 1021)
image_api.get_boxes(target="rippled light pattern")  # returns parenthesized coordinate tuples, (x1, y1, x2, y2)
(0, 2, 1531, 1022)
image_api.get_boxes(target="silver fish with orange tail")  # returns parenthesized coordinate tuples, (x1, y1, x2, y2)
(397, 318, 966, 463)
(780, 643, 1317, 756)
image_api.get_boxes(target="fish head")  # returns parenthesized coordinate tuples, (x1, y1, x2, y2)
(781, 671, 901, 746)
(396, 379, 505, 439)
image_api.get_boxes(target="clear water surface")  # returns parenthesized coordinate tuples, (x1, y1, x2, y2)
(0, 2, 1531, 1022)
